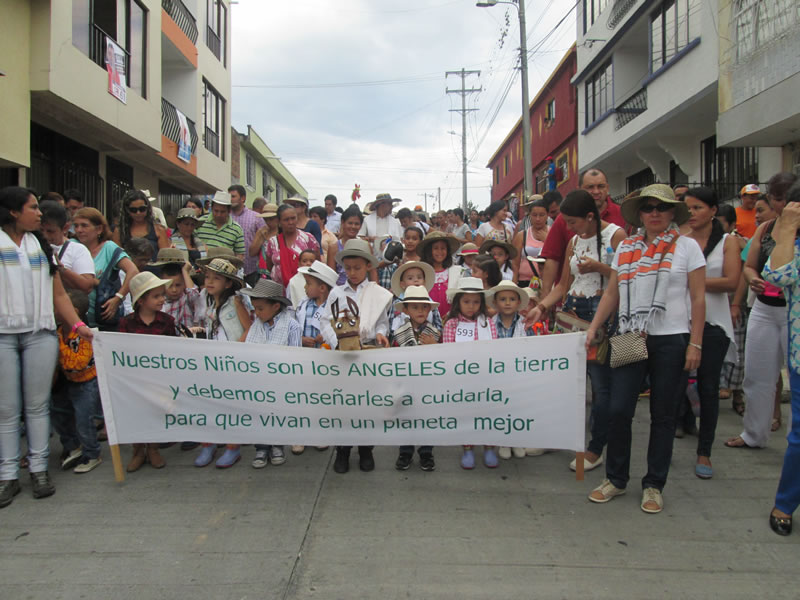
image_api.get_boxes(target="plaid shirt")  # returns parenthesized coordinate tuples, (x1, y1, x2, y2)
(441, 315, 497, 343)
(162, 287, 201, 328)
(378, 263, 397, 291)
(303, 298, 321, 341)
(118, 311, 177, 336)
(231, 207, 264, 275)
(495, 313, 525, 339)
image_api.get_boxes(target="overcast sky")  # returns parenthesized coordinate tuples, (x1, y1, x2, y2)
(230, 0, 576, 212)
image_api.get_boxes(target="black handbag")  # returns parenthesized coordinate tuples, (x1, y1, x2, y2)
(94, 246, 124, 329)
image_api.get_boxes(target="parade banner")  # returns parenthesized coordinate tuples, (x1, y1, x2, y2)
(93, 331, 586, 450)
(176, 108, 192, 163)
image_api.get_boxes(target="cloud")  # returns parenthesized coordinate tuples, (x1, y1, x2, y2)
(231, 0, 576, 211)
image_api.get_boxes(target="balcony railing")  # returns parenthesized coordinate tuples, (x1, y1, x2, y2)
(161, 98, 198, 155)
(204, 126, 220, 157)
(607, 0, 637, 30)
(206, 26, 221, 61)
(614, 88, 647, 130)
(162, 0, 198, 44)
(89, 24, 130, 84)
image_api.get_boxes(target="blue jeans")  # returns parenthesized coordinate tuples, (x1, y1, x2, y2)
(775, 369, 800, 515)
(605, 333, 688, 491)
(564, 295, 612, 456)
(0, 330, 59, 479)
(69, 379, 102, 460)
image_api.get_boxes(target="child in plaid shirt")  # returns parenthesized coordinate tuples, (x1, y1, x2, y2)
(149, 249, 201, 331)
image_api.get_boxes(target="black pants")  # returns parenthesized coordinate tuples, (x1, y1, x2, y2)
(399, 445, 433, 456)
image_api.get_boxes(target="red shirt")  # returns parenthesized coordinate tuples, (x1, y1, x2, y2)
(118, 311, 178, 336)
(540, 198, 626, 283)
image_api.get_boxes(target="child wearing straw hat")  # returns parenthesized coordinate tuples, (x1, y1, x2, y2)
(389, 261, 442, 331)
(480, 239, 517, 282)
(240, 279, 301, 469)
(194, 258, 252, 469)
(117, 271, 178, 472)
(149, 248, 201, 330)
(391, 285, 441, 472)
(441, 277, 499, 469)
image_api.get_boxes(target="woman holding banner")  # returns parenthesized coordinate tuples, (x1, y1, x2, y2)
(0, 187, 93, 508)
(585, 184, 705, 514)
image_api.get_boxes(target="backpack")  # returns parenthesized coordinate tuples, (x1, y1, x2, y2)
(94, 246, 125, 330)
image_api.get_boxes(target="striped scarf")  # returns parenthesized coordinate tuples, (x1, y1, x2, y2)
(615, 224, 679, 334)
(0, 230, 55, 331)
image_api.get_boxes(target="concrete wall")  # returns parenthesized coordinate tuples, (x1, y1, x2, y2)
(0, 0, 32, 168)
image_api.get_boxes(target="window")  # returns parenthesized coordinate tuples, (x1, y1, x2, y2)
(276, 183, 284, 204)
(504, 155, 509, 176)
(245, 154, 255, 188)
(206, 0, 226, 64)
(585, 61, 613, 128)
(556, 151, 569, 184)
(202, 79, 225, 158)
(494, 166, 499, 185)
(126, 0, 147, 98)
(262, 168, 270, 196)
(545, 99, 556, 122)
(650, 0, 692, 73)
(701, 135, 759, 201)
(583, 0, 609, 33)
(626, 168, 657, 193)
(733, 0, 797, 61)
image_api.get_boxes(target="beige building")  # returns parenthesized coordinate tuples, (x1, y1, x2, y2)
(0, 0, 232, 223)
(231, 125, 307, 207)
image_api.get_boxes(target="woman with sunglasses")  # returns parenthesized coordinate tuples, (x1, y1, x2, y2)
(726, 172, 799, 450)
(585, 184, 705, 514)
(112, 190, 169, 262)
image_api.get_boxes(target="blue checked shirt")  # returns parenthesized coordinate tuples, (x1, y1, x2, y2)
(303, 298, 321, 342)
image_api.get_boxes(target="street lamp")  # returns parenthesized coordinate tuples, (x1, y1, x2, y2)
(477, 0, 532, 205)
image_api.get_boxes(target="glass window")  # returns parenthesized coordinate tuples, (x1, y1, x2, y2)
(246, 155, 255, 187)
(206, 0, 226, 64)
(650, 0, 693, 72)
(127, 0, 146, 98)
(72, 0, 91, 55)
(262, 169, 270, 196)
(585, 61, 613, 127)
(546, 99, 556, 122)
(202, 79, 225, 158)
(583, 0, 609, 33)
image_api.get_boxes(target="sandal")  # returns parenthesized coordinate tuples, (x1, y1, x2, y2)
(731, 393, 745, 417)
(772, 416, 782, 432)
(719, 389, 731, 400)
(724, 436, 758, 448)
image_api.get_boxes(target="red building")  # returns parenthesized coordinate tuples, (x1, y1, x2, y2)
(486, 45, 578, 208)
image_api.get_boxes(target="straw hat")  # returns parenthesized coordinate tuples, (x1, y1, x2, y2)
(149, 248, 188, 267)
(211, 191, 231, 206)
(297, 260, 339, 289)
(445, 276, 487, 301)
(175, 208, 201, 224)
(195, 247, 244, 269)
(480, 239, 518, 259)
(335, 238, 378, 267)
(523, 194, 544, 207)
(417, 231, 460, 256)
(240, 278, 290, 305)
(283, 196, 308, 206)
(398, 285, 439, 308)
(259, 203, 279, 219)
(457, 242, 479, 256)
(485, 280, 530, 310)
(373, 192, 401, 208)
(202, 258, 243, 285)
(621, 183, 689, 227)
(391, 261, 435, 296)
(129, 272, 172, 306)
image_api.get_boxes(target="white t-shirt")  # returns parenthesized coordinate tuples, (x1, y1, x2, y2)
(477, 221, 513, 242)
(53, 241, 95, 275)
(612, 236, 705, 336)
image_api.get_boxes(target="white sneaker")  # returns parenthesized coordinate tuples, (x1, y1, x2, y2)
(251, 449, 268, 469)
(569, 454, 604, 472)
(291, 445, 305, 455)
(73, 456, 102, 474)
(588, 478, 626, 503)
(269, 446, 286, 466)
(497, 446, 512, 460)
(525, 448, 548, 456)
(511, 447, 526, 458)
(641, 487, 663, 514)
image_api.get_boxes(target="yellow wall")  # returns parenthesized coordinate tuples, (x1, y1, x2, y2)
(717, 0, 734, 114)
(0, 0, 32, 168)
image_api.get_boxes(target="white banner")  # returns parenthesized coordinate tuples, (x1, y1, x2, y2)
(93, 332, 586, 450)
(105, 38, 127, 104)
(175, 108, 191, 163)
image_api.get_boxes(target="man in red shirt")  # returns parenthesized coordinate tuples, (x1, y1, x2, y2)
(539, 167, 625, 295)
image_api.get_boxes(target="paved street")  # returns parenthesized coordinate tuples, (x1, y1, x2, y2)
(2, 399, 798, 600)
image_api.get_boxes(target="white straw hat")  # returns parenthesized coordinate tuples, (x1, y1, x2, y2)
(297, 260, 339, 289)
(129, 272, 173, 306)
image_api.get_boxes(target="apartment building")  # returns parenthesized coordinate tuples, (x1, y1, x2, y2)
(231, 125, 308, 207)
(0, 0, 232, 223)
(573, 0, 784, 201)
(486, 45, 579, 205)
(718, 1, 800, 177)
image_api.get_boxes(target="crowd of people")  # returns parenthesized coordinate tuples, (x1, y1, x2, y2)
(1, 171, 799, 537)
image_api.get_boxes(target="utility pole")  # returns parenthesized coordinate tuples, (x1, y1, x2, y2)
(417, 192, 433, 213)
(437, 187, 441, 212)
(446, 69, 480, 216)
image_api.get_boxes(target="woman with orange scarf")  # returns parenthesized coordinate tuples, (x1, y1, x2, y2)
(585, 184, 706, 515)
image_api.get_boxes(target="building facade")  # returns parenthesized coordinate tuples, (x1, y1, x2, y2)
(486, 45, 579, 207)
(573, 0, 787, 202)
(717, 0, 800, 177)
(0, 0, 232, 224)
(231, 125, 307, 207)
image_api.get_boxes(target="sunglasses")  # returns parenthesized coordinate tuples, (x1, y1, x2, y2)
(639, 203, 673, 214)
(128, 206, 148, 214)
